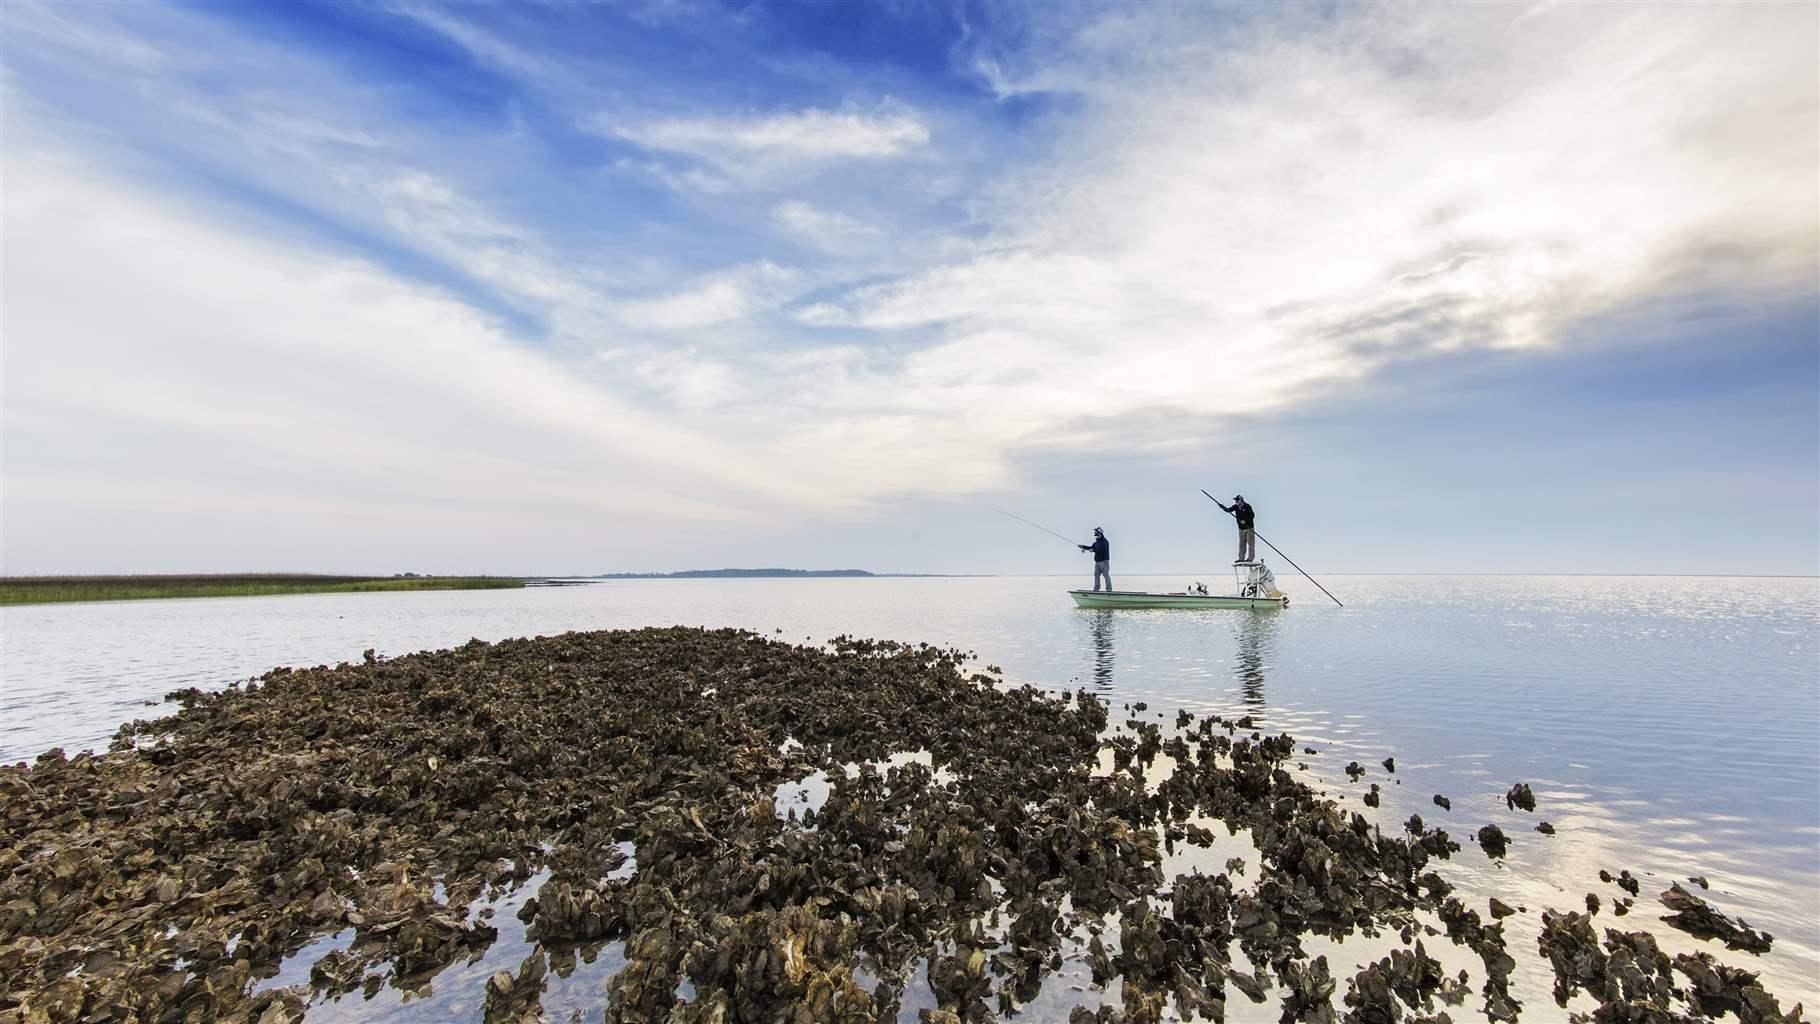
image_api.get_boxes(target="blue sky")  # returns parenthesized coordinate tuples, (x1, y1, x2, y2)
(2, 1, 1815, 576)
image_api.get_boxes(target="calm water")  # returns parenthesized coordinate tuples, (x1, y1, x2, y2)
(3, 575, 1817, 1015)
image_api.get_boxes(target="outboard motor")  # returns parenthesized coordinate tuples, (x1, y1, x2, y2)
(1238, 562, 1284, 599)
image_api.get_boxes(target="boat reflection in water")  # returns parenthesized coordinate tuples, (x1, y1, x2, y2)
(1235, 609, 1279, 711)
(1076, 605, 1278, 705)
(1087, 610, 1115, 689)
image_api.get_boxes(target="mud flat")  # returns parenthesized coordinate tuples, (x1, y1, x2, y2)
(0, 627, 1803, 1022)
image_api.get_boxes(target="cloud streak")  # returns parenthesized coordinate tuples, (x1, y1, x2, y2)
(603, 100, 932, 192)
(614, 101, 928, 162)
(614, 261, 802, 331)
(771, 200, 877, 252)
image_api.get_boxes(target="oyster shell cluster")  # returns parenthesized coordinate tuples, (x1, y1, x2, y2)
(0, 627, 1801, 1022)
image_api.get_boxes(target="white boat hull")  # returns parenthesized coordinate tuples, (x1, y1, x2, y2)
(1068, 589, 1287, 610)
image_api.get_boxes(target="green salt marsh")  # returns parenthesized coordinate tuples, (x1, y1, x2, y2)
(0, 574, 523, 606)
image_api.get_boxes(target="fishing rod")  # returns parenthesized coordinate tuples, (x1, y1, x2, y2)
(1200, 489, 1344, 607)
(993, 508, 1085, 548)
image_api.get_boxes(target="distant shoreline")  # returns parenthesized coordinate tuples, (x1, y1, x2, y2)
(0, 574, 523, 606)
(586, 568, 963, 579)
(4, 570, 1808, 608)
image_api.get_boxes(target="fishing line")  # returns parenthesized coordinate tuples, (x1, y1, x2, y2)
(992, 508, 1084, 548)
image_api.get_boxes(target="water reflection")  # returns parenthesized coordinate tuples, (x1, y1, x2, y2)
(1236, 610, 1278, 710)
(1086, 610, 1114, 689)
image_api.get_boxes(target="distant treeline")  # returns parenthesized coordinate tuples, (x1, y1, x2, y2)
(592, 568, 878, 579)
(0, 574, 524, 606)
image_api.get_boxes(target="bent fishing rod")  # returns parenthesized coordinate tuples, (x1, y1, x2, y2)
(1200, 489, 1344, 607)
(993, 508, 1088, 548)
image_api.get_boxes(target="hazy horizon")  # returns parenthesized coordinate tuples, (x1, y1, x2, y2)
(7, 568, 1817, 582)
(4, 2, 1815, 577)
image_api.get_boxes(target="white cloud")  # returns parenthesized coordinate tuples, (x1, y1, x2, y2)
(0, 143, 817, 571)
(613, 261, 801, 331)
(617, 101, 927, 160)
(248, 110, 384, 151)
(386, 3, 571, 87)
(611, 157, 735, 195)
(0, 0, 630, 353)
(791, 302, 851, 328)
(602, 101, 930, 190)
(771, 200, 877, 252)
(609, 347, 739, 411)
(797, 0, 1819, 458)
(372, 172, 576, 299)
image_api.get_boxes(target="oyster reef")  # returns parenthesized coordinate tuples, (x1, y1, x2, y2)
(0, 628, 1801, 1022)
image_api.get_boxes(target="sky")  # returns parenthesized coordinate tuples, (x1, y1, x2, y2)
(2, 0, 1816, 577)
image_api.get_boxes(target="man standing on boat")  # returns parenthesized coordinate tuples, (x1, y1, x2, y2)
(1079, 527, 1112, 591)
(1215, 495, 1256, 562)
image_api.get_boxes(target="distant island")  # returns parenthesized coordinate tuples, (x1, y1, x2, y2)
(590, 568, 892, 579)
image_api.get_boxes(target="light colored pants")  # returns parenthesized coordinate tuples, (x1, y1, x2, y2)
(1238, 529, 1255, 562)
(1093, 560, 1112, 591)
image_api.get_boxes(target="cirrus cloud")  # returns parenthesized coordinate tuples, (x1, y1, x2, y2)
(771, 200, 877, 252)
(600, 100, 931, 191)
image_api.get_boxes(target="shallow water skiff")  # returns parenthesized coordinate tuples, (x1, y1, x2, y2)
(1068, 561, 1288, 610)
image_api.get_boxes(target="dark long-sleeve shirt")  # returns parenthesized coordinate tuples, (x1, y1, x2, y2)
(1087, 536, 1109, 560)
(1232, 502, 1254, 530)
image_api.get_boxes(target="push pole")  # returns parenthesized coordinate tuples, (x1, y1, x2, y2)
(1200, 489, 1344, 607)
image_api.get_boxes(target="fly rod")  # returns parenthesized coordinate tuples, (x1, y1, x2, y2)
(1200, 489, 1344, 607)
(993, 508, 1084, 548)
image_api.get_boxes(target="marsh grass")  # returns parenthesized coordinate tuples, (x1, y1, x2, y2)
(0, 574, 524, 606)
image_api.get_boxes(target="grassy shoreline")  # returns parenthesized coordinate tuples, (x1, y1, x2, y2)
(0, 574, 524, 606)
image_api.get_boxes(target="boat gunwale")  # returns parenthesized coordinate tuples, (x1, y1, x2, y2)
(1066, 588, 1287, 608)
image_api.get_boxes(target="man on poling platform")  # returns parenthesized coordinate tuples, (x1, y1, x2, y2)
(1214, 494, 1256, 562)
(1078, 527, 1111, 591)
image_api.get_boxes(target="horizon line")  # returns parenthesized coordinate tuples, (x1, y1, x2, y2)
(561, 571, 1820, 580)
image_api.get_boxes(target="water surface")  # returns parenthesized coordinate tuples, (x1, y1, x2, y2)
(3, 574, 1816, 1014)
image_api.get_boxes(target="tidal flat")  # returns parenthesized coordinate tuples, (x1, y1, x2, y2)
(0, 626, 1805, 1023)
